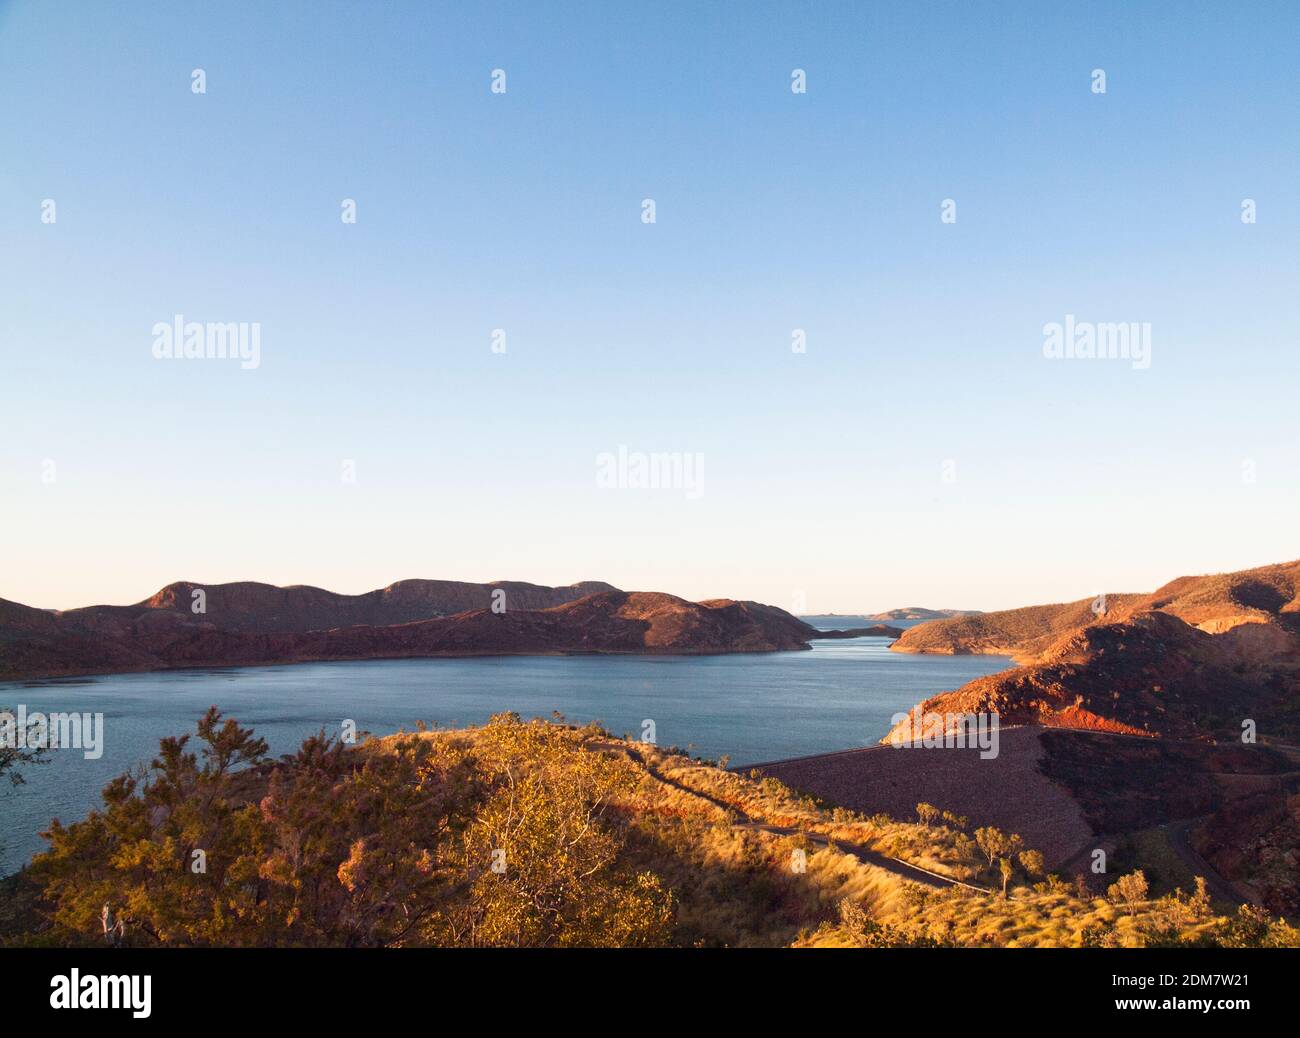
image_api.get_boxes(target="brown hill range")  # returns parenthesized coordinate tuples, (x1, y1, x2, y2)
(0, 580, 863, 681)
(892, 559, 1300, 663)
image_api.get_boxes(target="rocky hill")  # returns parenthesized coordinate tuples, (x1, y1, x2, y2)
(892, 559, 1300, 663)
(885, 609, 1300, 744)
(867, 607, 982, 622)
(0, 582, 825, 680)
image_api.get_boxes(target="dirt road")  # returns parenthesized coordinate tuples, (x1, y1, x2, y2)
(603, 742, 988, 893)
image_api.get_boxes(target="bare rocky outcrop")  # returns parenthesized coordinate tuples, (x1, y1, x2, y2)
(885, 609, 1300, 745)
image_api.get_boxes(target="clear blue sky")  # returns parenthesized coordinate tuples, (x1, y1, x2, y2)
(2, 0, 1297, 613)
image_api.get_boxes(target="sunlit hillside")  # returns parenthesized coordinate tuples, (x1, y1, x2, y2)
(3, 712, 1294, 949)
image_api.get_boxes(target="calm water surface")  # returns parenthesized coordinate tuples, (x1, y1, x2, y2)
(0, 637, 1011, 875)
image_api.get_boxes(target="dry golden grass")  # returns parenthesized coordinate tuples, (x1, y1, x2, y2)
(12, 714, 1291, 949)
(474, 726, 1282, 947)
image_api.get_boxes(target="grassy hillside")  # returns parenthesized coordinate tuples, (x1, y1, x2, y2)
(3, 712, 1293, 948)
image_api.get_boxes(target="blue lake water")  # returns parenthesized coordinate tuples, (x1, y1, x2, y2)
(0, 638, 1011, 875)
